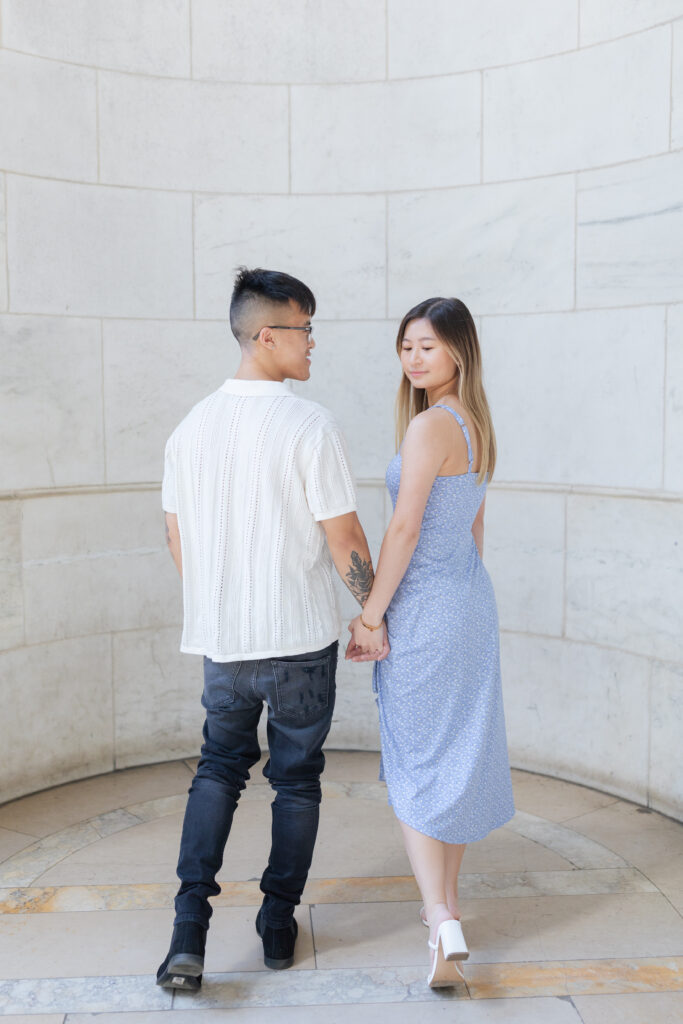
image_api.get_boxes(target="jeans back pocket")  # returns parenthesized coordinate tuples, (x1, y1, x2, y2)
(202, 658, 242, 710)
(272, 655, 331, 720)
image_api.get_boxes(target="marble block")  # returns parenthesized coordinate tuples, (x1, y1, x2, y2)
(7, 176, 193, 318)
(579, 0, 683, 45)
(0, 636, 114, 804)
(388, 176, 575, 317)
(481, 305, 663, 489)
(577, 150, 683, 308)
(501, 633, 650, 804)
(674, 19, 683, 150)
(0, 174, 6, 310)
(113, 626, 204, 769)
(103, 319, 240, 484)
(480, 308, 666, 489)
(665, 304, 683, 492)
(1, 0, 191, 76)
(21, 490, 182, 644)
(0, 502, 23, 651)
(194, 194, 386, 321)
(565, 494, 683, 663)
(291, 320, 401, 479)
(291, 75, 480, 193)
(484, 488, 564, 637)
(0, 51, 97, 181)
(0, 315, 104, 490)
(99, 73, 288, 193)
(388, 0, 577, 77)
(484, 29, 670, 180)
(191, 0, 386, 83)
(649, 661, 683, 819)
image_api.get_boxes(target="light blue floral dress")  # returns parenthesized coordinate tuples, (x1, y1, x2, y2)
(372, 405, 515, 843)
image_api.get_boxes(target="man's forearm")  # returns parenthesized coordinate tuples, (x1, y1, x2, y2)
(327, 533, 374, 607)
(165, 512, 183, 576)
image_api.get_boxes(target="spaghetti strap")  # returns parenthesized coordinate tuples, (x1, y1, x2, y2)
(433, 404, 474, 472)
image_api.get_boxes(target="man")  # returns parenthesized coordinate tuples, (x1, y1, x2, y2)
(157, 267, 387, 991)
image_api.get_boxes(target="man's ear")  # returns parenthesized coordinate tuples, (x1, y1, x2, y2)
(257, 327, 276, 350)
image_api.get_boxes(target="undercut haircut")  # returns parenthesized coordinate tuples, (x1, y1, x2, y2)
(229, 267, 316, 346)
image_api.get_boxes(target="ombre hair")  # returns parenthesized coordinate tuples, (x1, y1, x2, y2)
(395, 297, 496, 484)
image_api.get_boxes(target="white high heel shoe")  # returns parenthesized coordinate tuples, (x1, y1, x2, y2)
(427, 918, 469, 988)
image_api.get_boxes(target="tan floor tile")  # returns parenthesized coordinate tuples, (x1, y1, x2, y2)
(0, 827, 37, 863)
(312, 893, 683, 970)
(567, 801, 683, 890)
(310, 793, 411, 878)
(0, 905, 313, 979)
(322, 749, 382, 783)
(479, 893, 683, 963)
(573, 991, 683, 1023)
(66, 997, 582, 1022)
(462, 828, 574, 873)
(0, 762, 194, 838)
(512, 772, 620, 822)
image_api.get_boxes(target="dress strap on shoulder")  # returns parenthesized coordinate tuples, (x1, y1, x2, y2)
(433, 404, 474, 472)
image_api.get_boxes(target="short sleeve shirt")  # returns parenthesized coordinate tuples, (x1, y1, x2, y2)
(162, 378, 357, 661)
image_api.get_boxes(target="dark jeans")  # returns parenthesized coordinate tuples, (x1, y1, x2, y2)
(174, 640, 338, 930)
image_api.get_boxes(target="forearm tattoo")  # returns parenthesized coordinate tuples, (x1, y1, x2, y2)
(164, 517, 171, 547)
(345, 550, 374, 606)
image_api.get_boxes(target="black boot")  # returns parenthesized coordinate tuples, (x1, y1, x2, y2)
(255, 907, 298, 970)
(156, 922, 207, 991)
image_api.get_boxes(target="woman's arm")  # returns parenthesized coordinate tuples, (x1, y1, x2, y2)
(347, 410, 452, 656)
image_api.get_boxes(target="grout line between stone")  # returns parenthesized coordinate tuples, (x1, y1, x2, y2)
(646, 659, 654, 810)
(562, 493, 568, 638)
(309, 903, 318, 969)
(188, 0, 193, 79)
(2, 20, 680, 86)
(3, 144, 683, 198)
(287, 84, 292, 192)
(479, 70, 485, 181)
(110, 630, 117, 773)
(577, 0, 581, 48)
(662, 306, 668, 488)
(100, 319, 107, 484)
(384, 192, 389, 317)
(670, 22, 675, 149)
(95, 69, 101, 182)
(191, 193, 197, 318)
(573, 172, 578, 308)
(2, 301, 683, 325)
(3, 171, 9, 309)
(384, 0, 389, 79)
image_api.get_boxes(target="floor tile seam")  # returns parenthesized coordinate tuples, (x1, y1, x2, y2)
(504, 817, 628, 870)
(0, 823, 108, 888)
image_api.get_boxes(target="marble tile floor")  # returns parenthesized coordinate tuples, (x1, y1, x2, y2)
(0, 752, 681, 1021)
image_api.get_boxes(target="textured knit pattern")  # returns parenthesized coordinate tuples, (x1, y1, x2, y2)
(372, 405, 515, 844)
(162, 379, 357, 661)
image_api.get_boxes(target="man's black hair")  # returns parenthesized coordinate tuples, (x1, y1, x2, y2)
(229, 267, 316, 345)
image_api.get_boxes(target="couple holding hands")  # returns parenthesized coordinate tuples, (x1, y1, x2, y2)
(158, 266, 514, 991)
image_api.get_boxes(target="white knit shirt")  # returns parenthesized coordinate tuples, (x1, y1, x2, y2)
(162, 378, 357, 661)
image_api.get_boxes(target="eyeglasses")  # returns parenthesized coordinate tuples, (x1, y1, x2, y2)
(252, 325, 314, 341)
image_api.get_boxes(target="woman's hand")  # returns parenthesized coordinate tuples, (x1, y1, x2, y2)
(344, 615, 389, 661)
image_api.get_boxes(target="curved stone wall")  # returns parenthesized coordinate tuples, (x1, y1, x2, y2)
(1, 1, 681, 818)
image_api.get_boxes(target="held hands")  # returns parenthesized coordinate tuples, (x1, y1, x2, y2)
(344, 615, 390, 662)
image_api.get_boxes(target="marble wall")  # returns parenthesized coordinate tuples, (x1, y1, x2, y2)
(1, 1, 681, 820)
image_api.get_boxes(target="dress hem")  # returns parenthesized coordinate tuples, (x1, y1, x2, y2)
(391, 803, 516, 846)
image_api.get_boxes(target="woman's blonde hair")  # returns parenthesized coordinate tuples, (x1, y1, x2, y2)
(395, 297, 496, 484)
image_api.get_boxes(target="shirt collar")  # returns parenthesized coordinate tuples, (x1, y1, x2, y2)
(220, 378, 294, 397)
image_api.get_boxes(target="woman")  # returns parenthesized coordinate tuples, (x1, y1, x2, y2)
(347, 297, 515, 987)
